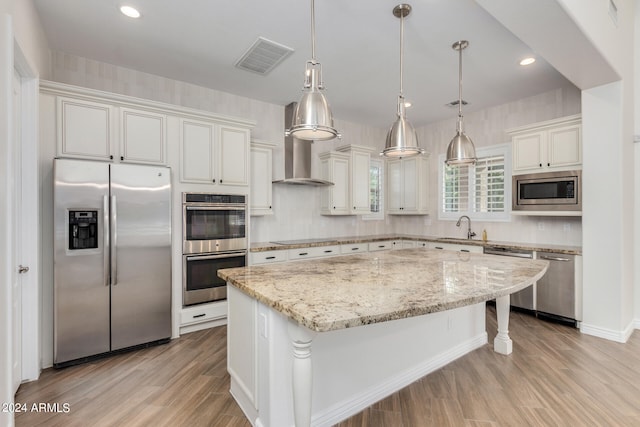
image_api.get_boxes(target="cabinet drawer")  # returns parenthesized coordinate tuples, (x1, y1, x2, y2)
(181, 302, 227, 326)
(341, 243, 367, 254)
(368, 241, 394, 252)
(288, 245, 340, 260)
(250, 250, 288, 265)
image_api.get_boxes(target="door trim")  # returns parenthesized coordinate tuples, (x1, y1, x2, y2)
(14, 35, 40, 382)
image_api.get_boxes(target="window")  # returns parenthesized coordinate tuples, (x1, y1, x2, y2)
(438, 144, 511, 221)
(363, 158, 384, 220)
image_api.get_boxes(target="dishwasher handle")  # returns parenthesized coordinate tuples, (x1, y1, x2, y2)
(539, 255, 571, 262)
(483, 247, 533, 259)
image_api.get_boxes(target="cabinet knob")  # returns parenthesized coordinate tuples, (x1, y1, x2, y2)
(110, 155, 113, 160)
(539, 163, 542, 167)
(269, 206, 272, 209)
(333, 206, 336, 209)
(120, 156, 124, 161)
(212, 179, 216, 183)
(547, 162, 550, 167)
(220, 180, 223, 183)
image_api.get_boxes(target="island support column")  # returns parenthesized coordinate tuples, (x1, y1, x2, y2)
(493, 295, 513, 355)
(288, 321, 317, 427)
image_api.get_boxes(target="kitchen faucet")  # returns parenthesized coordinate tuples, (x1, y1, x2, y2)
(456, 215, 476, 239)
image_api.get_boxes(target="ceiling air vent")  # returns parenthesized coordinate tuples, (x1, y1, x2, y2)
(235, 37, 294, 75)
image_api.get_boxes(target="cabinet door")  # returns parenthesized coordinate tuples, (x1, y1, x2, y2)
(250, 145, 273, 215)
(180, 118, 216, 183)
(219, 126, 250, 186)
(512, 132, 544, 171)
(330, 156, 350, 214)
(120, 107, 166, 165)
(57, 96, 114, 161)
(548, 124, 581, 168)
(401, 157, 419, 212)
(387, 159, 403, 213)
(351, 149, 371, 214)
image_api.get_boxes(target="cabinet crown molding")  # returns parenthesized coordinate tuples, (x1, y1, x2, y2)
(40, 80, 256, 129)
(506, 114, 581, 135)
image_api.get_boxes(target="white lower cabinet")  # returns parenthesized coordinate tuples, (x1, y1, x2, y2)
(180, 302, 227, 326)
(340, 243, 367, 254)
(288, 245, 340, 260)
(429, 242, 483, 253)
(250, 250, 289, 265)
(368, 241, 394, 252)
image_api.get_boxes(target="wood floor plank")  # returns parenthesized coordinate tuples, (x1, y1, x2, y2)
(15, 306, 640, 426)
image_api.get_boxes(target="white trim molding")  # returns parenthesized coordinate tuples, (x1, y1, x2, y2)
(580, 320, 635, 343)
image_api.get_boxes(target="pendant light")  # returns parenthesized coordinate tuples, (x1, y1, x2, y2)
(381, 4, 424, 158)
(285, 0, 340, 141)
(445, 40, 476, 165)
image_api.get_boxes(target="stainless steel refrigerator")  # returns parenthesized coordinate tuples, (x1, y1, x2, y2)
(53, 158, 172, 366)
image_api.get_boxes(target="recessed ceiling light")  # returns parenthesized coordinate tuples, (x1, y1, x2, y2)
(520, 57, 536, 66)
(120, 5, 141, 18)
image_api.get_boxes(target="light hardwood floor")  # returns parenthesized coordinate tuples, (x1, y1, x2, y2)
(15, 307, 640, 426)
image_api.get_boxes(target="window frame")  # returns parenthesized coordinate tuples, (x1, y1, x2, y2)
(437, 143, 512, 222)
(362, 157, 385, 221)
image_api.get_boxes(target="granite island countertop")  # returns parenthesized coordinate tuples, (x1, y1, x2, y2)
(218, 248, 549, 332)
(250, 234, 581, 255)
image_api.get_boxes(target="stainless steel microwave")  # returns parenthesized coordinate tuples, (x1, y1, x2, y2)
(512, 170, 581, 212)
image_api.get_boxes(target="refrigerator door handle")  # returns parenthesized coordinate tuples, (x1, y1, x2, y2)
(111, 195, 118, 286)
(103, 195, 110, 287)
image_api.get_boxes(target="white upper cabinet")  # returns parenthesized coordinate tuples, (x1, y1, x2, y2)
(319, 151, 351, 215)
(119, 107, 167, 164)
(336, 145, 374, 215)
(387, 154, 430, 215)
(218, 125, 250, 186)
(57, 96, 115, 161)
(180, 119, 250, 186)
(41, 81, 255, 172)
(320, 145, 374, 216)
(509, 115, 581, 175)
(250, 140, 275, 216)
(180, 118, 216, 183)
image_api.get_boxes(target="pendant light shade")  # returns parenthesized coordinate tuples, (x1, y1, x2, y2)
(445, 40, 476, 166)
(286, 0, 339, 141)
(381, 4, 423, 158)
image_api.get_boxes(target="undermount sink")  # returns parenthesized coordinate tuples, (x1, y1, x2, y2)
(438, 237, 476, 242)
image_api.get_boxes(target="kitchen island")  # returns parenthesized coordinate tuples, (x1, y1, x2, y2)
(218, 248, 548, 427)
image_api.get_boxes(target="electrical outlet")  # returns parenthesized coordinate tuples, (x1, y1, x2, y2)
(563, 223, 571, 232)
(537, 222, 545, 231)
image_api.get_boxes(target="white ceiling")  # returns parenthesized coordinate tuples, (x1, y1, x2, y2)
(33, 0, 573, 128)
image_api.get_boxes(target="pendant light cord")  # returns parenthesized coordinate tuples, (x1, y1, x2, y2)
(311, 0, 316, 61)
(458, 43, 463, 118)
(399, 11, 404, 96)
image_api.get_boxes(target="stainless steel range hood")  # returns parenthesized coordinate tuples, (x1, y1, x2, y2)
(272, 102, 334, 186)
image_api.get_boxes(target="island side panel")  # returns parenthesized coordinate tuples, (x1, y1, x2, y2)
(227, 285, 259, 425)
(253, 299, 488, 427)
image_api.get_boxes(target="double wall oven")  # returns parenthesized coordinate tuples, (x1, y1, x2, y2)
(182, 193, 247, 306)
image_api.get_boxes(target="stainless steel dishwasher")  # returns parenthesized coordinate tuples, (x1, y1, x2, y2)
(536, 251, 577, 326)
(483, 246, 535, 312)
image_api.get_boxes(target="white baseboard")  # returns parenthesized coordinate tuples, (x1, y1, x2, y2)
(580, 320, 635, 343)
(311, 332, 488, 427)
